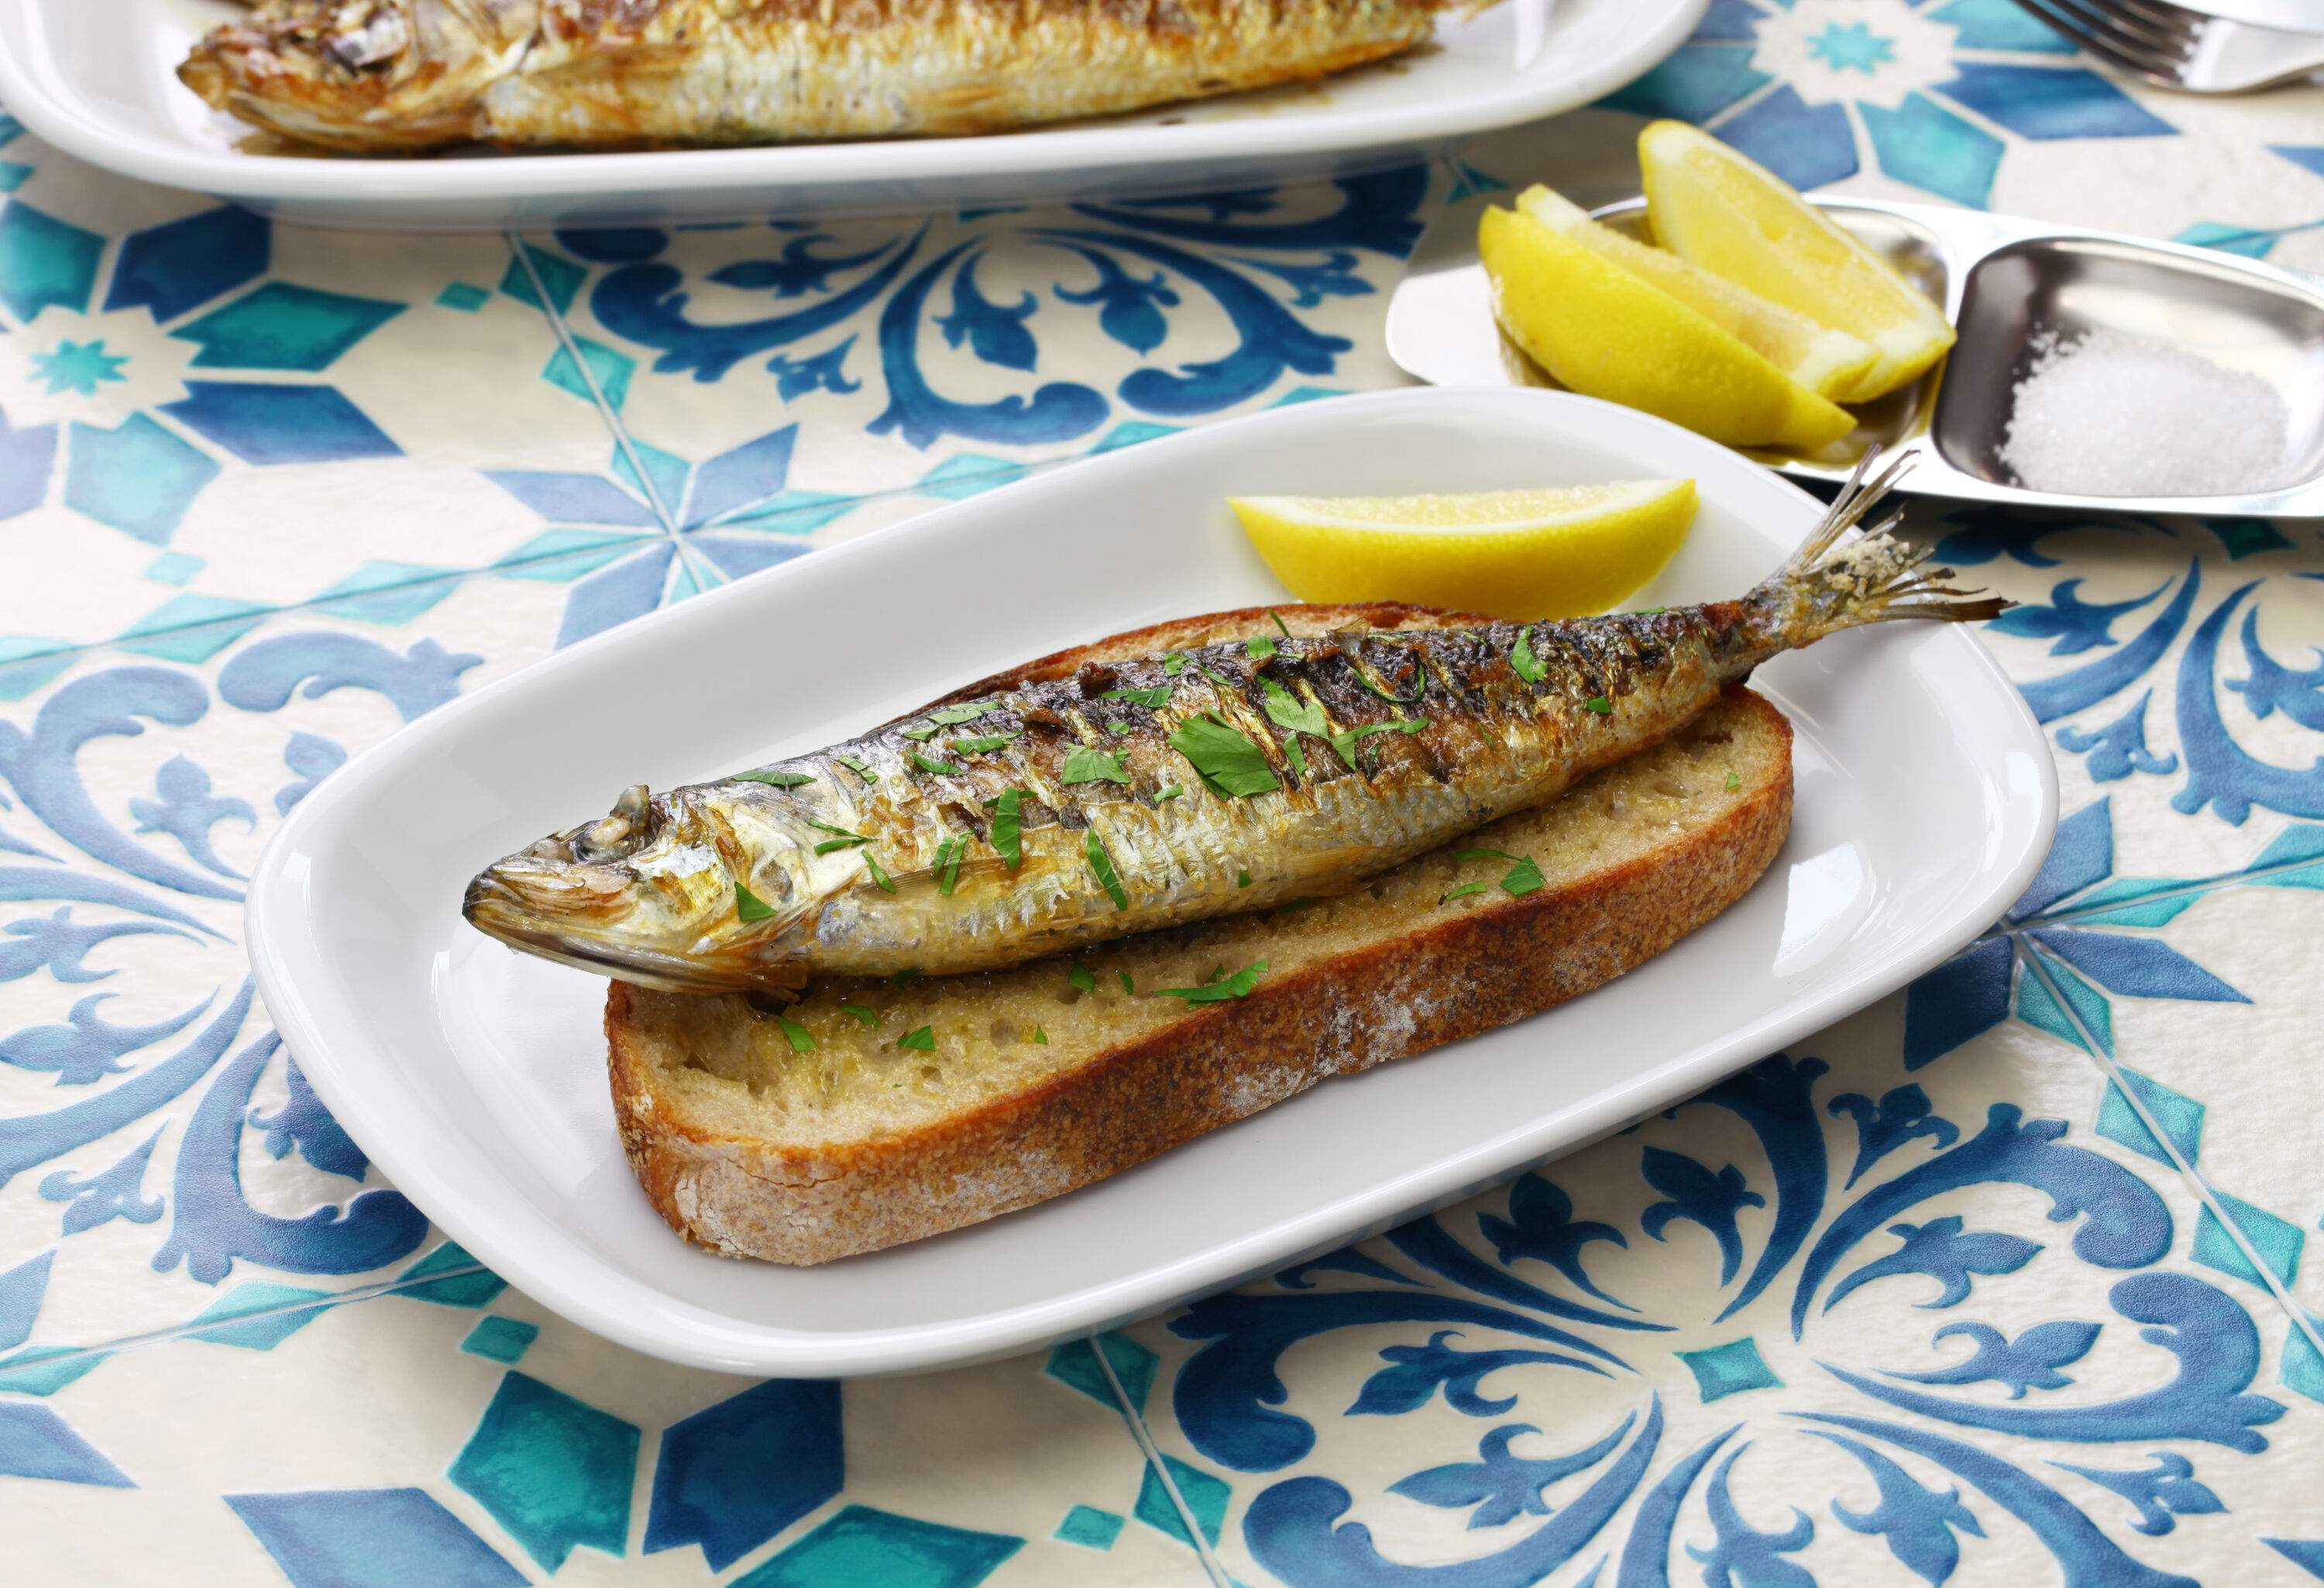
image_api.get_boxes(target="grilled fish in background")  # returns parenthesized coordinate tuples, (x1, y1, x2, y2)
(179, 0, 1456, 153)
(465, 459, 2006, 995)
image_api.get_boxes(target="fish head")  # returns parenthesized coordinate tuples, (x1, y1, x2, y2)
(179, 0, 538, 150)
(462, 783, 817, 995)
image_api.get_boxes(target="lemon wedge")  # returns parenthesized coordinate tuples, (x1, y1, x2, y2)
(1479, 205, 1855, 451)
(1513, 185, 1877, 403)
(1229, 481, 1697, 621)
(1638, 120, 1954, 402)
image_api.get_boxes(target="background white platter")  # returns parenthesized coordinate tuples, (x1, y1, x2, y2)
(0, 0, 1707, 229)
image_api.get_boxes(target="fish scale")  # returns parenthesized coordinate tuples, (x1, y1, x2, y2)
(464, 460, 2009, 994)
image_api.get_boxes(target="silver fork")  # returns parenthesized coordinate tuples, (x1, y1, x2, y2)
(2009, 0, 2324, 91)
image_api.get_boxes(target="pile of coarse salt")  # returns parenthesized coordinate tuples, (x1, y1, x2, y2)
(1996, 327, 2292, 497)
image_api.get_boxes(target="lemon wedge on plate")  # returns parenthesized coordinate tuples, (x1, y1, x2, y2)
(1514, 185, 1877, 403)
(1229, 481, 1697, 621)
(1479, 205, 1855, 451)
(1638, 119, 1954, 402)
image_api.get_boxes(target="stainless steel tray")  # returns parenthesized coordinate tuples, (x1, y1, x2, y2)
(1387, 192, 2324, 516)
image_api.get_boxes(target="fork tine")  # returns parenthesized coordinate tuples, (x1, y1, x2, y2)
(2009, 0, 2188, 81)
(2037, 0, 2193, 60)
(2105, 0, 2209, 40)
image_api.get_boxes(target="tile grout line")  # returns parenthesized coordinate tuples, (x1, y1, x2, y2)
(503, 230, 727, 602)
(1087, 1330, 1236, 1588)
(2011, 937, 2324, 1363)
(1980, 852, 2324, 940)
(0, 1263, 492, 1384)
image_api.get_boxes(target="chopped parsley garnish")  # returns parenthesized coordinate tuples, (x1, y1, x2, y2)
(777, 1016, 815, 1054)
(1261, 678, 1325, 779)
(1168, 714, 1281, 799)
(840, 1003, 879, 1028)
(1155, 784, 1184, 803)
(1108, 721, 1132, 736)
(1511, 628, 1547, 685)
(1085, 832, 1129, 910)
(911, 750, 967, 776)
(1236, 869, 1252, 888)
(1061, 745, 1131, 785)
(898, 1026, 935, 1052)
(1328, 717, 1427, 767)
(1246, 635, 1277, 661)
(835, 754, 878, 784)
(1270, 610, 1293, 639)
(1725, 771, 1742, 792)
(1068, 964, 1096, 993)
(1455, 846, 1545, 897)
(735, 882, 776, 922)
(1635, 606, 1667, 616)
(899, 724, 937, 741)
(991, 788, 1026, 868)
(951, 734, 1017, 754)
(863, 851, 896, 892)
(1163, 653, 1188, 677)
(928, 703, 995, 726)
(1154, 960, 1267, 1003)
(1033, 1026, 1049, 1045)
(935, 834, 970, 895)
(734, 768, 813, 788)
(1118, 970, 1134, 995)
(1583, 696, 1611, 715)
(1440, 882, 1491, 904)
(1203, 665, 1242, 692)
(893, 967, 923, 989)
(808, 819, 870, 855)
(1103, 685, 1172, 710)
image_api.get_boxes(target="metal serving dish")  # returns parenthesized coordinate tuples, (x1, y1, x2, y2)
(1387, 193, 2324, 516)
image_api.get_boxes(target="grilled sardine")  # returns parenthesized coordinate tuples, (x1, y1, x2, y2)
(179, 0, 1453, 153)
(464, 455, 2004, 995)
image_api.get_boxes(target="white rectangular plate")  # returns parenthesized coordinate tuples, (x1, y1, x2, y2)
(0, 0, 1705, 229)
(247, 387, 2056, 1377)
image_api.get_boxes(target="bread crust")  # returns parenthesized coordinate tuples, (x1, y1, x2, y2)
(608, 686, 1791, 1266)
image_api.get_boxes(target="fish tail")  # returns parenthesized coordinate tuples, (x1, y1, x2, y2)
(1746, 448, 2009, 648)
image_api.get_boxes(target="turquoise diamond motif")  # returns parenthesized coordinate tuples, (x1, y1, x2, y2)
(2192, 1192, 2304, 1290)
(1135, 1455, 1229, 1548)
(394, 1240, 507, 1308)
(436, 282, 491, 312)
(731, 1505, 1022, 1588)
(1677, 1337, 1783, 1402)
(460, 1317, 538, 1365)
(2095, 1067, 2204, 1167)
(1055, 1505, 1125, 1550)
(543, 337, 634, 412)
(449, 1371, 638, 1572)
(1043, 1332, 1157, 1411)
(184, 1282, 334, 1350)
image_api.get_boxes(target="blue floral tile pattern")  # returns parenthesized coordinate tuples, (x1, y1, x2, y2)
(5, 5, 2324, 1583)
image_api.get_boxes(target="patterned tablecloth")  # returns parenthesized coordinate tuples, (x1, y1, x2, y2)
(5, 5, 2324, 1585)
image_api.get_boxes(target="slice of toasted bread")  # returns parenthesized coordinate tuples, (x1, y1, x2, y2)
(607, 605, 1793, 1266)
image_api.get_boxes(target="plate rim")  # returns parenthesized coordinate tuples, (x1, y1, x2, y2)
(0, 0, 1707, 220)
(245, 387, 2058, 1377)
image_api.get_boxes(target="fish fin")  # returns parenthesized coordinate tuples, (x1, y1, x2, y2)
(1756, 448, 2010, 638)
